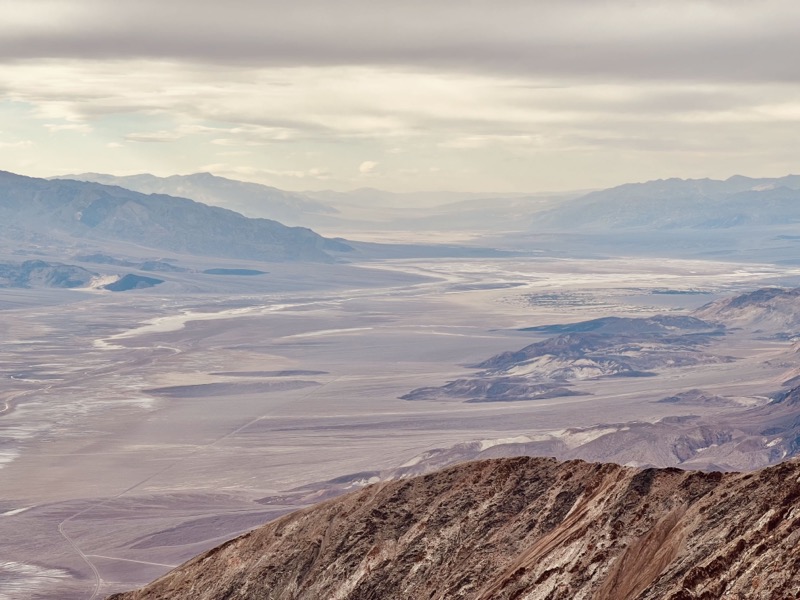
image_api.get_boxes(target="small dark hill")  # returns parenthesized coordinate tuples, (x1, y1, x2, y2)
(522, 315, 719, 335)
(202, 268, 267, 276)
(103, 274, 164, 292)
(0, 260, 96, 288)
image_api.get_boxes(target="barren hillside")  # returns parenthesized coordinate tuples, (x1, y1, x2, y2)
(110, 456, 800, 600)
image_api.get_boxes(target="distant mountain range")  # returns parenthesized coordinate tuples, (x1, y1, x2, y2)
(0, 171, 350, 262)
(529, 175, 800, 231)
(60, 172, 337, 226)
(62, 172, 800, 239)
(62, 172, 573, 233)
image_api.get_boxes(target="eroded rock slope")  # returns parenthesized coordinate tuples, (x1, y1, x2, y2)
(110, 456, 800, 600)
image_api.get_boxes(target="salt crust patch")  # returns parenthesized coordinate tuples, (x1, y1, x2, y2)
(0, 449, 19, 470)
(479, 435, 534, 452)
(1, 506, 32, 516)
(87, 274, 120, 290)
(281, 327, 374, 339)
(94, 303, 298, 349)
(0, 561, 71, 600)
(555, 427, 626, 448)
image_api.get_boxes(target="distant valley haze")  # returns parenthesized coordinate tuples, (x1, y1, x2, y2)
(2, 164, 800, 598)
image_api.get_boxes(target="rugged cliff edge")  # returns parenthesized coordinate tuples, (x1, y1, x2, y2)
(109, 456, 800, 600)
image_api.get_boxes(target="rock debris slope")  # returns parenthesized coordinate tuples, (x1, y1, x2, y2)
(109, 456, 800, 600)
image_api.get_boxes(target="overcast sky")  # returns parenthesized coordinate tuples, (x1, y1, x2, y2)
(2, 0, 799, 192)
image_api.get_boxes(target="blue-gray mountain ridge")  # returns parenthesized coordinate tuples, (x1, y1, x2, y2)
(0, 171, 350, 262)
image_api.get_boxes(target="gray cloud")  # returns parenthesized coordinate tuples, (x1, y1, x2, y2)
(3, 0, 800, 82)
(3, 1, 800, 192)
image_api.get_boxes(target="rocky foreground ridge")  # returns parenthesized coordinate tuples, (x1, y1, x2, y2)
(110, 456, 800, 600)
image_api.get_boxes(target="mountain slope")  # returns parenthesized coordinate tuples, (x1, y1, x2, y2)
(61, 172, 337, 225)
(693, 286, 800, 336)
(0, 171, 349, 262)
(530, 175, 800, 231)
(109, 456, 800, 600)
(66, 173, 581, 234)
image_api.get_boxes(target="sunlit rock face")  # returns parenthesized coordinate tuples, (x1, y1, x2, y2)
(110, 455, 800, 600)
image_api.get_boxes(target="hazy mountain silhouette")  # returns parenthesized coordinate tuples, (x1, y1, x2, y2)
(61, 172, 337, 225)
(0, 171, 350, 262)
(530, 175, 800, 231)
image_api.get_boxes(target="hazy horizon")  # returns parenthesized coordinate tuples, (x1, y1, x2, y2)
(50, 168, 800, 197)
(2, 1, 800, 193)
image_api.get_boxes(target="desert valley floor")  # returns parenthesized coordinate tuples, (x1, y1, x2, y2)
(2, 254, 800, 599)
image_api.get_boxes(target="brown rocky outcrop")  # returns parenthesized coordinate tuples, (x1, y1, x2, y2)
(109, 456, 800, 600)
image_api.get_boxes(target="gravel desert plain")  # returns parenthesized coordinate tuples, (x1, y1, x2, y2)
(3, 246, 800, 598)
